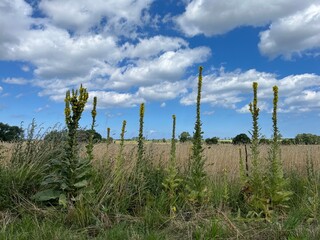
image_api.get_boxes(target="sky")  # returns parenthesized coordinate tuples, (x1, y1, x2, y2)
(1, 0, 320, 139)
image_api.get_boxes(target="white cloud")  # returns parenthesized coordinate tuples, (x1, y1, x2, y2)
(203, 110, 214, 116)
(39, 0, 153, 35)
(89, 91, 144, 108)
(15, 93, 23, 99)
(176, 0, 315, 36)
(2, 77, 28, 85)
(259, 4, 320, 58)
(160, 102, 166, 107)
(137, 81, 189, 101)
(181, 68, 320, 113)
(0, 0, 32, 45)
(35, 104, 50, 113)
(122, 36, 188, 59)
(0, 2, 210, 108)
(109, 47, 210, 89)
(21, 65, 30, 72)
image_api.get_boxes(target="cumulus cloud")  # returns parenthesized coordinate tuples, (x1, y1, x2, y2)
(259, 4, 320, 58)
(109, 47, 210, 89)
(39, 0, 153, 35)
(0, 1, 212, 107)
(0, 0, 32, 44)
(181, 68, 320, 113)
(137, 81, 189, 101)
(89, 91, 144, 108)
(122, 36, 188, 59)
(176, 0, 320, 58)
(176, 0, 314, 36)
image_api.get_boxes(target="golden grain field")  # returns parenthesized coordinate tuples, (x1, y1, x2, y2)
(92, 142, 320, 180)
(2, 141, 319, 181)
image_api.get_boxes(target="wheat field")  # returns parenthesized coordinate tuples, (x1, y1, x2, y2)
(90, 142, 320, 180)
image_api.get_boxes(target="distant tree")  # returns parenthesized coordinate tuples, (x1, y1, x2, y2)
(44, 129, 102, 143)
(0, 122, 23, 141)
(205, 137, 219, 145)
(44, 130, 67, 142)
(179, 131, 191, 142)
(281, 138, 295, 145)
(295, 133, 320, 145)
(259, 138, 271, 144)
(232, 133, 251, 145)
(77, 129, 102, 143)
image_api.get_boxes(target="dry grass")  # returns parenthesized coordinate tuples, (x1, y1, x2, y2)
(1, 141, 319, 179)
(92, 142, 320, 180)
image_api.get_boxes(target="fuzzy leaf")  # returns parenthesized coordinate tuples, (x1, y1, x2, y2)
(59, 193, 67, 207)
(73, 180, 88, 188)
(32, 189, 61, 201)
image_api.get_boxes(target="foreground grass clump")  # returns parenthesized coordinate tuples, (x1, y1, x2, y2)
(1, 70, 320, 239)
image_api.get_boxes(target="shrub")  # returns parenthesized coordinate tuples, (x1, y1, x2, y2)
(205, 137, 219, 145)
(259, 138, 271, 144)
(179, 131, 191, 142)
(0, 122, 23, 142)
(232, 133, 250, 145)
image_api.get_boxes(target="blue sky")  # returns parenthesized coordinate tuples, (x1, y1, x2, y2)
(1, 0, 320, 139)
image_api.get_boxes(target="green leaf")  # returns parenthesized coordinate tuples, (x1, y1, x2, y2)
(59, 193, 67, 207)
(32, 189, 61, 201)
(73, 179, 88, 188)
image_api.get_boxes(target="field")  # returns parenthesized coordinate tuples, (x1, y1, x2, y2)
(92, 142, 320, 178)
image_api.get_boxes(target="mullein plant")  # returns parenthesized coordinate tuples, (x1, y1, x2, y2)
(115, 120, 127, 182)
(241, 82, 267, 217)
(267, 86, 292, 211)
(137, 103, 145, 172)
(305, 150, 319, 224)
(111, 120, 127, 212)
(238, 148, 247, 186)
(34, 85, 92, 207)
(86, 96, 97, 161)
(106, 127, 111, 144)
(186, 66, 208, 207)
(132, 103, 147, 207)
(162, 115, 182, 217)
(249, 82, 262, 191)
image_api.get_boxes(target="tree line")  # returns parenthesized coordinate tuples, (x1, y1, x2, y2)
(1, 122, 320, 145)
(179, 131, 320, 145)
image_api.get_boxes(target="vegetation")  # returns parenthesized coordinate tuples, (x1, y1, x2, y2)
(179, 131, 191, 142)
(1, 69, 320, 239)
(0, 122, 23, 141)
(44, 129, 102, 143)
(205, 137, 219, 145)
(232, 133, 251, 145)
